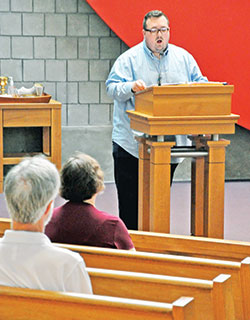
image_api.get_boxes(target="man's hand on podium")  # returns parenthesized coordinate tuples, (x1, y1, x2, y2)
(131, 80, 146, 93)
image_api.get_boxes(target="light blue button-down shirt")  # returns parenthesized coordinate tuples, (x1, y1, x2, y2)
(106, 40, 208, 159)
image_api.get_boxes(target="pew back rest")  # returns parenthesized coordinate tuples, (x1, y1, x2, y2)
(87, 267, 235, 320)
(57, 243, 248, 320)
(1, 217, 250, 262)
(0, 218, 10, 238)
(129, 230, 250, 262)
(0, 285, 195, 320)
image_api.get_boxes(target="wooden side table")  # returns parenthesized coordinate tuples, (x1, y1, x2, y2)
(0, 100, 61, 193)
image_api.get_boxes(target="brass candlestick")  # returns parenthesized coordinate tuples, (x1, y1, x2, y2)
(0, 76, 8, 95)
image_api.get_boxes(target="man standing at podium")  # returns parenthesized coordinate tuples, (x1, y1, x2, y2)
(106, 10, 208, 230)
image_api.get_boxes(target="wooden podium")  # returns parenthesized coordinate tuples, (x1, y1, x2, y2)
(0, 100, 61, 193)
(127, 83, 239, 238)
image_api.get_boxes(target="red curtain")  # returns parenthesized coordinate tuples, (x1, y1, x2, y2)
(86, 0, 250, 130)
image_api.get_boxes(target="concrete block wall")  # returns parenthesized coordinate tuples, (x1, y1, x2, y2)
(0, 0, 129, 181)
(0, 0, 249, 181)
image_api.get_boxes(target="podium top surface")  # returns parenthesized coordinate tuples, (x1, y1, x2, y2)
(136, 83, 234, 95)
(134, 83, 234, 117)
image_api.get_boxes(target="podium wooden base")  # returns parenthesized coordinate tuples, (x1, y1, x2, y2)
(138, 136, 229, 238)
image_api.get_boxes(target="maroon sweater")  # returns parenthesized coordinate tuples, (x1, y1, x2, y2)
(45, 202, 134, 250)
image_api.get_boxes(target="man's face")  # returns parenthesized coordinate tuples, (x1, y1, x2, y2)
(143, 15, 170, 55)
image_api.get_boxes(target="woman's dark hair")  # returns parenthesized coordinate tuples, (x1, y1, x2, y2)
(143, 10, 169, 30)
(60, 153, 104, 202)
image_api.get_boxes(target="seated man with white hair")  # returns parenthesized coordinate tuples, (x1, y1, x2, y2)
(0, 156, 92, 294)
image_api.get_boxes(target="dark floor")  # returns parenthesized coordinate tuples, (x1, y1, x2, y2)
(1, 181, 250, 242)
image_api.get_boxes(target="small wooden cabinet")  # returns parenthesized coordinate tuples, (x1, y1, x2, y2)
(0, 100, 61, 193)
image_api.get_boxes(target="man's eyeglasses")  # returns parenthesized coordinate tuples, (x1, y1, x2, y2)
(144, 27, 170, 34)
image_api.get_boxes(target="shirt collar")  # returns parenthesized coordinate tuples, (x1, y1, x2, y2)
(143, 40, 169, 59)
(1, 229, 51, 245)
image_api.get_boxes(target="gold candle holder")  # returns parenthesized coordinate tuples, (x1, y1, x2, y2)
(0, 76, 8, 95)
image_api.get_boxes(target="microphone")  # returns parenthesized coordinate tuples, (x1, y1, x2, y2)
(158, 52, 164, 86)
(158, 74, 162, 86)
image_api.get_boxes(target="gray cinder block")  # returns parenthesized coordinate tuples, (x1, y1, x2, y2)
(89, 14, 109, 36)
(68, 104, 89, 126)
(79, 37, 99, 59)
(24, 60, 45, 81)
(68, 60, 88, 81)
(34, 0, 55, 13)
(56, 37, 77, 59)
(23, 13, 44, 36)
(0, 37, 10, 58)
(56, 0, 77, 13)
(11, 0, 32, 12)
(1, 59, 22, 80)
(89, 104, 110, 125)
(100, 37, 121, 59)
(46, 60, 66, 81)
(79, 82, 99, 103)
(0, 13, 21, 35)
(45, 14, 66, 36)
(67, 14, 88, 36)
(12, 36, 33, 59)
(90, 60, 110, 81)
(34, 37, 56, 59)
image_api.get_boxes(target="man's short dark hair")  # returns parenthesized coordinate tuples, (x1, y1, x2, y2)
(143, 10, 169, 30)
(60, 153, 104, 203)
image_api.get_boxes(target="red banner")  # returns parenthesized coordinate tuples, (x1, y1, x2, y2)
(86, 0, 250, 130)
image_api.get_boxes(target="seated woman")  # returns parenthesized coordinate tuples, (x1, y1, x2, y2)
(45, 153, 135, 250)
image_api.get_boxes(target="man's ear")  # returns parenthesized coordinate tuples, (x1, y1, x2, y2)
(142, 29, 146, 38)
(44, 200, 53, 218)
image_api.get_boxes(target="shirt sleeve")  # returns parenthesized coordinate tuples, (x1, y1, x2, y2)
(106, 55, 135, 102)
(65, 259, 93, 294)
(113, 219, 135, 250)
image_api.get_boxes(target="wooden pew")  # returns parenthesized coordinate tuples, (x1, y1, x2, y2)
(57, 243, 250, 320)
(2, 217, 250, 262)
(0, 218, 10, 238)
(0, 217, 248, 318)
(88, 267, 234, 320)
(0, 285, 195, 320)
(129, 230, 250, 262)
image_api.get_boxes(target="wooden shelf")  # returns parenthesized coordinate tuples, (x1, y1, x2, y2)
(0, 100, 61, 192)
(3, 153, 52, 165)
